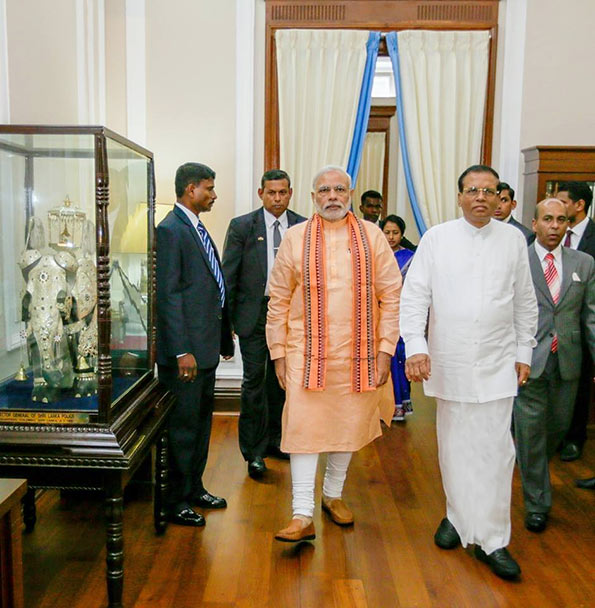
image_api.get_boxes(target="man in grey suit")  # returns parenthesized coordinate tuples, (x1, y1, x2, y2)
(514, 198, 595, 533)
(222, 170, 305, 478)
(494, 182, 533, 241)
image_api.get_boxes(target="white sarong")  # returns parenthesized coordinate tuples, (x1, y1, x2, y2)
(436, 397, 515, 555)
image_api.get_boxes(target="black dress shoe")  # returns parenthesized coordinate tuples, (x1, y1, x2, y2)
(248, 456, 267, 478)
(576, 477, 595, 490)
(167, 506, 205, 527)
(474, 546, 521, 579)
(525, 512, 547, 533)
(434, 518, 461, 549)
(192, 491, 227, 509)
(267, 444, 290, 460)
(560, 442, 582, 462)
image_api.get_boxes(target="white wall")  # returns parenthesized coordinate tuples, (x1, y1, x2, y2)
(3, 0, 241, 248)
(145, 0, 237, 246)
(520, 0, 595, 149)
(6, 0, 79, 123)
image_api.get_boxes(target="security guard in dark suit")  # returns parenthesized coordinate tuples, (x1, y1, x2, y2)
(156, 162, 234, 526)
(222, 170, 305, 478)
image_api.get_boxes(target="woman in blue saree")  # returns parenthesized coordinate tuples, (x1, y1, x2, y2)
(380, 215, 415, 421)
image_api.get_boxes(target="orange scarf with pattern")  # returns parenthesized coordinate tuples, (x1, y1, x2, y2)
(302, 211, 377, 392)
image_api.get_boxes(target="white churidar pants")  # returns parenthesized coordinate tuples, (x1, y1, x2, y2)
(436, 397, 515, 555)
(290, 452, 353, 518)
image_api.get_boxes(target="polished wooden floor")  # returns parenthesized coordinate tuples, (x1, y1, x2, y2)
(23, 385, 595, 608)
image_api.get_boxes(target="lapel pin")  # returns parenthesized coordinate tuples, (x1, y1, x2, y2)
(257, 236, 264, 241)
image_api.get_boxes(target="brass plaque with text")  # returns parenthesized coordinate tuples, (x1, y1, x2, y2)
(0, 411, 90, 424)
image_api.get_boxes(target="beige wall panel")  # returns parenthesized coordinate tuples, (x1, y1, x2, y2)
(105, 0, 127, 134)
(521, 0, 595, 148)
(146, 0, 236, 248)
(6, 0, 78, 124)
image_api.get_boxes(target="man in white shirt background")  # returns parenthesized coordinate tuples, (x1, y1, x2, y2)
(400, 164, 538, 580)
(555, 181, 595, 462)
(514, 198, 595, 533)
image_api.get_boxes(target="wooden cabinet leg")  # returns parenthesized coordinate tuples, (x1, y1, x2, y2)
(154, 429, 168, 535)
(105, 480, 124, 608)
(22, 487, 36, 533)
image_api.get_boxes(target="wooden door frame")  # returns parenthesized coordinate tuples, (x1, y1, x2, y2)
(366, 105, 396, 207)
(264, 0, 500, 170)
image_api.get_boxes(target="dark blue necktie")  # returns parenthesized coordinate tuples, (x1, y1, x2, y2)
(196, 221, 225, 307)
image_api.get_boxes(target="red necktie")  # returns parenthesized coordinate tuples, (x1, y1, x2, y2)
(544, 252, 559, 352)
(563, 230, 572, 247)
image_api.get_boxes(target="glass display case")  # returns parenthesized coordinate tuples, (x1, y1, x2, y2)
(0, 126, 174, 608)
(0, 126, 154, 424)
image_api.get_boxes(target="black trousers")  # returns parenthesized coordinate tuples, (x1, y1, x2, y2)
(563, 346, 592, 447)
(158, 363, 216, 510)
(238, 298, 285, 461)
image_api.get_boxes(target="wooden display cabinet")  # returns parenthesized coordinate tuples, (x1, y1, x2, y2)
(0, 125, 175, 608)
(521, 146, 595, 226)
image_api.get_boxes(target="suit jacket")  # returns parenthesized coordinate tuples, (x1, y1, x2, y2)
(508, 216, 533, 242)
(577, 217, 595, 259)
(156, 205, 234, 369)
(528, 244, 595, 380)
(222, 207, 305, 337)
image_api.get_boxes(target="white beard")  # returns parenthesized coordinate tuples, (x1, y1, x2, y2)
(315, 202, 349, 222)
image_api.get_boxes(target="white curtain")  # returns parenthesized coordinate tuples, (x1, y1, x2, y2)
(276, 29, 369, 217)
(353, 132, 385, 218)
(396, 30, 490, 227)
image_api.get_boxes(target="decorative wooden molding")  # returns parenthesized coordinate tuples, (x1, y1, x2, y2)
(270, 3, 346, 22)
(265, 0, 500, 170)
(417, 3, 493, 21)
(0, 455, 127, 468)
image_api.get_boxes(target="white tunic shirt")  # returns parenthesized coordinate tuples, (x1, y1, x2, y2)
(400, 218, 538, 403)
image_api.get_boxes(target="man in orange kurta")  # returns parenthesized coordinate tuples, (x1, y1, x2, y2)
(266, 166, 401, 542)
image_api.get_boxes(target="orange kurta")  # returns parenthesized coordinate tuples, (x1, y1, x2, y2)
(266, 215, 401, 453)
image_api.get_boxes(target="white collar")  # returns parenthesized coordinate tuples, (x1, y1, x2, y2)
(263, 208, 288, 229)
(175, 202, 199, 228)
(570, 215, 589, 240)
(460, 216, 494, 236)
(534, 239, 562, 263)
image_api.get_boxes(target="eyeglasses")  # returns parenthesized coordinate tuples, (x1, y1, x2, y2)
(316, 185, 349, 195)
(462, 187, 498, 198)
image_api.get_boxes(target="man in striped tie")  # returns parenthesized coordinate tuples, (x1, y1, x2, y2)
(156, 162, 234, 526)
(514, 198, 595, 534)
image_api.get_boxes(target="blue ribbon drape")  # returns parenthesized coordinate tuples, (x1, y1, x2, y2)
(346, 31, 381, 189)
(386, 31, 428, 235)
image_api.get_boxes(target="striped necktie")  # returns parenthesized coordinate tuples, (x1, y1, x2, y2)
(544, 252, 559, 352)
(196, 221, 226, 307)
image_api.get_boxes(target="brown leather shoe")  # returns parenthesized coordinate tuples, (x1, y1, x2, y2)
(322, 496, 354, 526)
(274, 518, 316, 542)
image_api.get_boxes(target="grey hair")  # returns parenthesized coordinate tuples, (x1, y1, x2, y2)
(311, 165, 352, 190)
